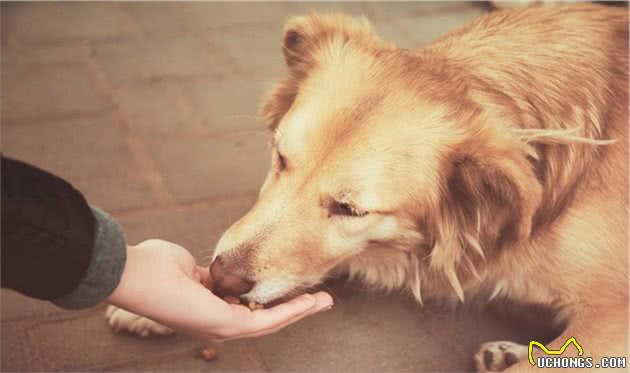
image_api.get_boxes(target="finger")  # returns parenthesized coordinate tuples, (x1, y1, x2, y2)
(235, 304, 332, 339)
(195, 265, 212, 288)
(238, 292, 333, 335)
(221, 293, 333, 341)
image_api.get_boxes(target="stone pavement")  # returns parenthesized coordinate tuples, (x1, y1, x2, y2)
(1, 2, 560, 372)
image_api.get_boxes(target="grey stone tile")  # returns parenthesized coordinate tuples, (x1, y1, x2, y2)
(91, 36, 223, 87)
(111, 80, 197, 135)
(117, 197, 256, 261)
(144, 131, 270, 203)
(207, 24, 286, 77)
(1, 113, 137, 180)
(25, 312, 199, 371)
(1, 43, 87, 66)
(253, 281, 473, 372)
(106, 340, 268, 372)
(1, 290, 64, 322)
(178, 2, 294, 30)
(1, 64, 111, 122)
(288, 2, 373, 17)
(1, 321, 32, 372)
(180, 76, 273, 133)
(0, 2, 136, 44)
(119, 3, 190, 38)
(73, 175, 160, 213)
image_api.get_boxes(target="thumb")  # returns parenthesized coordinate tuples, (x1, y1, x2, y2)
(195, 265, 212, 289)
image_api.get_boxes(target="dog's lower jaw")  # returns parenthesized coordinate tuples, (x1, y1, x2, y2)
(243, 274, 324, 304)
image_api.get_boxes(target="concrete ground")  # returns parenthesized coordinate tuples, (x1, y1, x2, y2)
(1, 2, 559, 372)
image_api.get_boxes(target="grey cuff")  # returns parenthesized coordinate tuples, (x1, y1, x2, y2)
(53, 207, 127, 309)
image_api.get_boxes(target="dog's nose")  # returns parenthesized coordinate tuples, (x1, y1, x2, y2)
(209, 255, 255, 297)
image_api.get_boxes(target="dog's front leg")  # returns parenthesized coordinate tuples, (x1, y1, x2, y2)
(476, 304, 628, 372)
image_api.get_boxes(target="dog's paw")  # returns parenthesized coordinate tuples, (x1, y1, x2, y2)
(105, 305, 174, 337)
(474, 341, 528, 372)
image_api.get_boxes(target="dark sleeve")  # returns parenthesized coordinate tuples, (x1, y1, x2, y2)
(1, 156, 126, 308)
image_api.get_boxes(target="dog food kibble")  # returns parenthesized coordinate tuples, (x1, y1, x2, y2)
(248, 301, 264, 310)
(223, 296, 241, 305)
(200, 347, 217, 361)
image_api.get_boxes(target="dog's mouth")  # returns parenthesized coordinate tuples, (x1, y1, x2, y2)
(232, 282, 327, 309)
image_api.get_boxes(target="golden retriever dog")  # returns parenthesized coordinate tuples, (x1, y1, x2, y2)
(107, 4, 628, 372)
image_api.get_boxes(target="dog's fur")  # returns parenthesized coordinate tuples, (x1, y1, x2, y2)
(108, 4, 629, 372)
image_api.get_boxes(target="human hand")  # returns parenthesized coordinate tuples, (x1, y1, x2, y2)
(107, 239, 333, 342)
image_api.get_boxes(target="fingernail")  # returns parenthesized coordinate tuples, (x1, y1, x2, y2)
(321, 304, 333, 312)
(319, 302, 333, 311)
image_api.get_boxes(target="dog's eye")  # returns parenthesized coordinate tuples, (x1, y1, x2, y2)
(329, 201, 368, 217)
(277, 151, 287, 172)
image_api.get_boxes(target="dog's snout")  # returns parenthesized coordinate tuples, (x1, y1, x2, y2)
(209, 255, 255, 297)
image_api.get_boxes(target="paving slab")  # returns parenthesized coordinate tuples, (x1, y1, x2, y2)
(1, 290, 65, 322)
(0, 43, 87, 66)
(0, 2, 136, 45)
(179, 76, 274, 133)
(0, 63, 111, 122)
(253, 280, 558, 373)
(1, 113, 137, 180)
(177, 2, 295, 31)
(143, 132, 271, 203)
(24, 310, 199, 371)
(290, 1, 373, 15)
(119, 3, 191, 38)
(116, 197, 256, 261)
(207, 24, 286, 78)
(1, 321, 31, 372)
(90, 36, 223, 87)
(111, 80, 198, 135)
(72, 175, 161, 214)
(105, 340, 268, 373)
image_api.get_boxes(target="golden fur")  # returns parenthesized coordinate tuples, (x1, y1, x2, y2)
(212, 4, 628, 371)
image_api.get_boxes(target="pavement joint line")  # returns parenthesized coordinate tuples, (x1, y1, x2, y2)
(124, 136, 177, 207)
(83, 346, 204, 372)
(2, 306, 105, 325)
(3, 35, 138, 48)
(112, 192, 258, 218)
(3, 321, 41, 371)
(1, 109, 115, 127)
(159, 76, 208, 133)
(81, 46, 177, 207)
(111, 2, 145, 41)
(242, 341, 272, 372)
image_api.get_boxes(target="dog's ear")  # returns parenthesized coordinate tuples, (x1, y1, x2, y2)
(428, 130, 543, 300)
(281, 13, 385, 75)
(260, 14, 389, 131)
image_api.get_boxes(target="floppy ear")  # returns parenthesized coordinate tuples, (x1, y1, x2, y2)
(428, 131, 543, 300)
(281, 13, 385, 75)
(260, 13, 389, 131)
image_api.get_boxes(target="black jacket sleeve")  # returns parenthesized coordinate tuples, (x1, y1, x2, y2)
(1, 156, 126, 308)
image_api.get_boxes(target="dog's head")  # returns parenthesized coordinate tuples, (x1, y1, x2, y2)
(210, 14, 542, 304)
